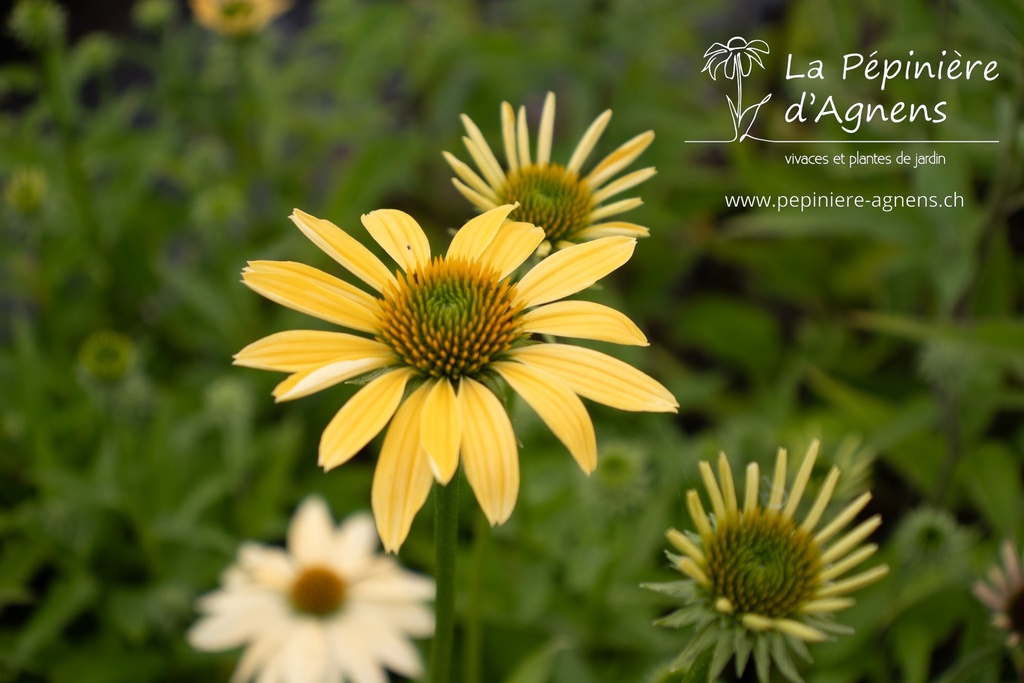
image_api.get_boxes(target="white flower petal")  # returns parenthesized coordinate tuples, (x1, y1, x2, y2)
(287, 496, 336, 566)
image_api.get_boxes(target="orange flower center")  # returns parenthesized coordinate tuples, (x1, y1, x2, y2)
(377, 257, 523, 380)
(290, 566, 346, 616)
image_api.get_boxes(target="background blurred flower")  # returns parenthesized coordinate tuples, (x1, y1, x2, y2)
(973, 540, 1024, 650)
(3, 167, 47, 216)
(644, 440, 888, 682)
(189, 497, 434, 683)
(189, 0, 291, 37)
(236, 204, 676, 551)
(445, 92, 655, 252)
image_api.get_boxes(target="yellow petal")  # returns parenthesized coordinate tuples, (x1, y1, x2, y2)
(783, 440, 819, 519)
(574, 221, 650, 241)
(372, 384, 433, 553)
(451, 178, 498, 212)
(814, 565, 889, 599)
(717, 452, 738, 515)
(666, 528, 705, 564)
(699, 460, 727, 521)
(566, 109, 611, 174)
(500, 102, 520, 174)
(234, 330, 391, 372)
(420, 378, 462, 485)
(360, 210, 431, 274)
(820, 516, 882, 566)
(507, 344, 677, 412)
(536, 92, 556, 167)
(478, 221, 545, 279)
(442, 151, 500, 205)
(493, 361, 596, 473)
(272, 355, 395, 402)
(767, 447, 788, 510)
(241, 261, 381, 333)
(289, 209, 397, 293)
(460, 114, 506, 189)
(586, 130, 655, 189)
(802, 466, 840, 532)
(514, 236, 636, 308)
(590, 167, 657, 204)
(446, 204, 518, 263)
(319, 367, 414, 471)
(458, 378, 519, 525)
(516, 105, 531, 168)
(588, 197, 643, 223)
(743, 461, 759, 513)
(520, 301, 648, 346)
(774, 619, 827, 642)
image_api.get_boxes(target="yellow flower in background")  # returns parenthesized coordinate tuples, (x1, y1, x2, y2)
(189, 0, 290, 37)
(236, 204, 677, 552)
(645, 440, 889, 682)
(189, 497, 434, 682)
(444, 92, 655, 253)
(974, 540, 1024, 649)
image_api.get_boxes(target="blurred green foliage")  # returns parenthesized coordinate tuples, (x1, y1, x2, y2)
(1, 0, 1023, 681)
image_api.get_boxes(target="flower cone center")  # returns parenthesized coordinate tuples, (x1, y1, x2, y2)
(377, 257, 523, 380)
(706, 508, 821, 618)
(221, 0, 254, 18)
(501, 164, 593, 243)
(80, 331, 134, 382)
(290, 566, 346, 616)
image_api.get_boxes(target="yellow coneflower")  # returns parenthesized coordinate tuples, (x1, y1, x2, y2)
(444, 92, 655, 253)
(189, 0, 290, 37)
(236, 204, 677, 552)
(645, 440, 888, 682)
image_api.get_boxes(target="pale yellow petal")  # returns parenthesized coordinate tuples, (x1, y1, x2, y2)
(774, 619, 827, 642)
(443, 151, 500, 205)
(500, 102, 520, 174)
(717, 452, 738, 516)
(478, 221, 545, 279)
(461, 114, 506, 187)
(574, 222, 650, 241)
(800, 597, 856, 613)
(446, 204, 518, 262)
(451, 178, 498, 211)
(743, 461, 759, 513)
(242, 261, 381, 333)
(678, 557, 710, 587)
(814, 492, 872, 545)
(767, 448, 788, 510)
(783, 440, 819, 519)
(588, 197, 643, 223)
(686, 489, 713, 540)
(516, 105, 531, 167)
(461, 136, 506, 194)
(814, 565, 889, 599)
(493, 361, 597, 473)
(420, 378, 462, 485)
(699, 460, 727, 521)
(360, 210, 431, 273)
(520, 301, 647, 345)
(586, 130, 655, 189)
(234, 330, 392, 372)
(458, 378, 519, 525)
(566, 109, 611, 173)
(506, 344, 678, 413)
(536, 92, 556, 167)
(666, 528, 705, 564)
(514, 236, 636, 308)
(820, 515, 883, 565)
(289, 209, 397, 293)
(372, 384, 433, 553)
(272, 355, 394, 402)
(590, 167, 657, 204)
(801, 466, 840, 532)
(819, 544, 878, 582)
(319, 367, 415, 471)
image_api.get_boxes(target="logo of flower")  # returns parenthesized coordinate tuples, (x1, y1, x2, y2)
(701, 36, 772, 142)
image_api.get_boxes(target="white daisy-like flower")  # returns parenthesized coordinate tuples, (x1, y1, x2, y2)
(188, 497, 435, 683)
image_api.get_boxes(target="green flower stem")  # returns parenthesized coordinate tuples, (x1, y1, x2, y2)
(463, 512, 487, 683)
(429, 477, 460, 683)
